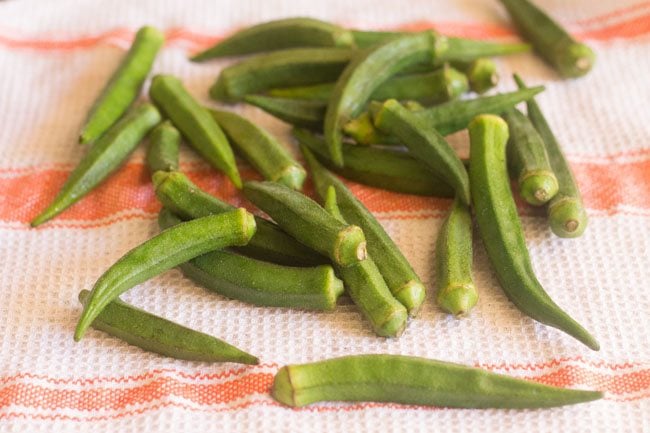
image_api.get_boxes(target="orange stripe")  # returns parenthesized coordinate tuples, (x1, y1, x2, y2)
(576, 1, 650, 25)
(578, 12, 650, 39)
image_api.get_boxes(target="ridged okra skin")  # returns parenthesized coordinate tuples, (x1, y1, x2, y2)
(146, 120, 180, 173)
(244, 95, 325, 129)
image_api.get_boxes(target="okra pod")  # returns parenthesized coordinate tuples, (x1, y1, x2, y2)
(244, 95, 325, 129)
(454, 58, 499, 94)
(146, 120, 180, 173)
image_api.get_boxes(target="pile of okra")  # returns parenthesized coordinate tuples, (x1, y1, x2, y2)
(33, 0, 605, 409)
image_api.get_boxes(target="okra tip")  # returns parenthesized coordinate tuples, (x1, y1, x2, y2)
(394, 280, 426, 317)
(271, 366, 298, 406)
(558, 42, 596, 78)
(376, 307, 409, 338)
(548, 197, 588, 238)
(234, 207, 257, 245)
(444, 65, 470, 99)
(519, 170, 559, 206)
(275, 164, 307, 191)
(334, 225, 367, 266)
(437, 284, 478, 316)
(468, 114, 509, 141)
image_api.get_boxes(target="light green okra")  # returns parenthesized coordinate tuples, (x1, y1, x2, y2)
(453, 58, 499, 94)
(146, 120, 180, 173)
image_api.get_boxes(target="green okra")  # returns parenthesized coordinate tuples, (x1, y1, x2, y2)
(324, 187, 408, 337)
(208, 109, 306, 190)
(210, 48, 354, 103)
(435, 197, 477, 316)
(272, 354, 603, 408)
(371, 99, 471, 205)
(31, 103, 161, 227)
(468, 114, 599, 350)
(149, 75, 241, 188)
(243, 180, 367, 266)
(325, 31, 448, 166)
(345, 86, 545, 145)
(78, 290, 258, 364)
(294, 128, 453, 197)
(454, 58, 499, 94)
(158, 210, 343, 310)
(498, 0, 595, 78)
(79, 26, 164, 145)
(502, 107, 559, 206)
(244, 95, 325, 129)
(514, 74, 588, 237)
(152, 170, 325, 266)
(190, 17, 355, 62)
(304, 146, 426, 316)
(146, 120, 180, 173)
(74, 209, 257, 341)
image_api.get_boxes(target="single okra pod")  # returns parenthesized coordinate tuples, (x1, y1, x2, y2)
(468, 114, 599, 350)
(498, 0, 595, 78)
(208, 109, 306, 190)
(79, 26, 164, 144)
(514, 74, 588, 237)
(435, 197, 478, 316)
(324, 187, 408, 337)
(158, 210, 343, 310)
(272, 354, 603, 408)
(78, 290, 258, 364)
(31, 103, 161, 227)
(210, 48, 354, 103)
(502, 108, 559, 206)
(190, 17, 355, 62)
(149, 75, 242, 188)
(243, 180, 367, 266)
(74, 209, 257, 341)
(453, 58, 499, 94)
(371, 99, 471, 205)
(244, 95, 325, 129)
(345, 86, 545, 145)
(146, 120, 180, 173)
(305, 149, 426, 316)
(325, 31, 448, 166)
(294, 128, 454, 197)
(152, 170, 325, 266)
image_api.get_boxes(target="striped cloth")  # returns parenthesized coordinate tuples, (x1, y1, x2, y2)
(0, 0, 648, 432)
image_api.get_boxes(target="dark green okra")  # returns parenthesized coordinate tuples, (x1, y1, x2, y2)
(371, 99, 471, 205)
(325, 31, 448, 166)
(78, 290, 258, 364)
(502, 108, 559, 206)
(208, 109, 306, 190)
(468, 114, 599, 350)
(149, 75, 242, 188)
(243, 180, 367, 266)
(244, 95, 325, 129)
(146, 120, 180, 173)
(191, 17, 355, 61)
(435, 197, 478, 316)
(158, 210, 343, 310)
(453, 58, 499, 94)
(514, 74, 588, 237)
(294, 128, 454, 197)
(272, 354, 603, 408)
(210, 48, 354, 103)
(152, 170, 324, 266)
(345, 86, 545, 145)
(79, 26, 164, 144)
(324, 187, 408, 337)
(31, 103, 161, 227)
(74, 208, 256, 341)
(498, 0, 595, 78)
(303, 146, 426, 316)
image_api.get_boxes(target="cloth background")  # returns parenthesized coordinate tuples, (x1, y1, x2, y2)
(0, 0, 648, 431)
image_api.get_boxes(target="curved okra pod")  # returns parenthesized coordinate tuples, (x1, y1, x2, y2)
(294, 128, 453, 197)
(79, 26, 164, 144)
(210, 48, 354, 103)
(149, 75, 241, 188)
(325, 31, 448, 166)
(31, 103, 161, 227)
(498, 0, 595, 78)
(78, 290, 258, 364)
(453, 58, 499, 94)
(146, 120, 180, 173)
(208, 109, 306, 190)
(158, 210, 343, 310)
(152, 170, 325, 266)
(74, 208, 256, 341)
(324, 188, 408, 337)
(371, 99, 471, 205)
(304, 147, 426, 316)
(502, 108, 558, 206)
(272, 354, 603, 408)
(435, 197, 478, 316)
(244, 95, 325, 129)
(514, 74, 588, 237)
(468, 114, 599, 350)
(190, 17, 355, 62)
(243, 180, 367, 266)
